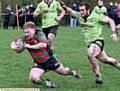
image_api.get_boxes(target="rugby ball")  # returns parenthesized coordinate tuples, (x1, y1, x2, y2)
(11, 38, 25, 53)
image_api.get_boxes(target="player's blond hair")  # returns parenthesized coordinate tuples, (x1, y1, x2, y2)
(23, 22, 36, 30)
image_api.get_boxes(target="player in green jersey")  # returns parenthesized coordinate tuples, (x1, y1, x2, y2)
(33, 0, 65, 52)
(93, 0, 107, 15)
(59, 1, 120, 84)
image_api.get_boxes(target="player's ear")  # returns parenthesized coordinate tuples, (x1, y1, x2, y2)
(87, 9, 90, 15)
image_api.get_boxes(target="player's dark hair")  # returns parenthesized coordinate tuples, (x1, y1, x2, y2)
(23, 21, 36, 30)
(80, 3, 90, 11)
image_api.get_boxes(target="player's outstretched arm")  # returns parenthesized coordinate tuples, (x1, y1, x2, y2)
(58, 0, 77, 16)
(104, 15, 118, 41)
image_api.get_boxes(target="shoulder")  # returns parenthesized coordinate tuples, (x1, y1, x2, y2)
(102, 6, 107, 9)
(93, 6, 99, 9)
(36, 30, 45, 37)
(37, 1, 45, 6)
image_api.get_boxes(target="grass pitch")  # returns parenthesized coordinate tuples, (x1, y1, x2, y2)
(0, 26, 120, 91)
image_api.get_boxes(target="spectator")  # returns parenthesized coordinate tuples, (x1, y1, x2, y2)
(116, 3, 120, 30)
(107, 2, 119, 35)
(24, 4, 30, 23)
(70, 3, 79, 28)
(117, 4, 120, 22)
(19, 6, 26, 28)
(28, 4, 35, 22)
(113, 2, 119, 25)
(3, 5, 13, 30)
(107, 2, 114, 19)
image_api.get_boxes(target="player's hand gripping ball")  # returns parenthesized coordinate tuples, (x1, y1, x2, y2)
(11, 38, 25, 53)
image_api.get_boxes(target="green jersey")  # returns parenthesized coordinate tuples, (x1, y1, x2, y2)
(93, 6, 107, 15)
(34, 0, 62, 28)
(74, 11, 105, 46)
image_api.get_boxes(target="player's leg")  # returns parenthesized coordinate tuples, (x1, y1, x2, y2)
(43, 26, 58, 52)
(43, 26, 59, 60)
(29, 65, 57, 88)
(87, 43, 102, 84)
(47, 26, 58, 52)
(48, 32, 56, 51)
(46, 57, 81, 79)
(97, 50, 120, 70)
(47, 26, 60, 61)
(29, 67, 45, 85)
(54, 64, 81, 79)
(116, 24, 120, 30)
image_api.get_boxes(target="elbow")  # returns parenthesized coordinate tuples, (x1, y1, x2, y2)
(61, 9, 65, 16)
(110, 19, 114, 23)
(109, 19, 116, 26)
(33, 13, 38, 17)
(108, 17, 114, 24)
(63, 10, 65, 15)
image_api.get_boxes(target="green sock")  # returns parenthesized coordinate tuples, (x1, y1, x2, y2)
(33, 78, 49, 87)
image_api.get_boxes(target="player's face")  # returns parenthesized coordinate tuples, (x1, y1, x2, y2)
(24, 28, 35, 39)
(98, 0, 103, 6)
(79, 6, 88, 17)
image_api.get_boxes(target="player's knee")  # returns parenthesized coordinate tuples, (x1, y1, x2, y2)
(29, 76, 40, 83)
(62, 67, 70, 75)
(48, 34, 55, 41)
(102, 57, 115, 64)
(100, 57, 108, 62)
(55, 65, 69, 75)
(87, 50, 94, 58)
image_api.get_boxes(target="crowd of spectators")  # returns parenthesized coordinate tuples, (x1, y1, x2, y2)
(2, 1, 120, 29)
(3, 4, 35, 30)
(107, 1, 120, 25)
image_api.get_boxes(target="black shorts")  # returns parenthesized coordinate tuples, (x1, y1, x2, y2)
(42, 25, 58, 38)
(88, 39, 104, 52)
(32, 57, 60, 71)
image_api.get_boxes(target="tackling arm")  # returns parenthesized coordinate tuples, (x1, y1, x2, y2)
(58, 0, 77, 16)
